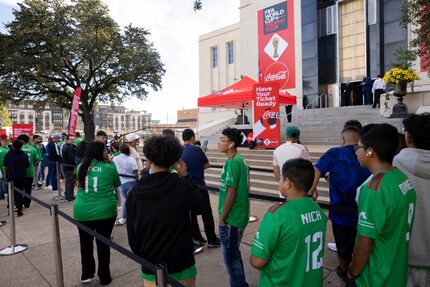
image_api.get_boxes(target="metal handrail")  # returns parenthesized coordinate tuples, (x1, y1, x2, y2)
(305, 93, 327, 110)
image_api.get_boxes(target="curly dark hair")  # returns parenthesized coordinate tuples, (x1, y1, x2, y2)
(403, 113, 430, 150)
(143, 135, 183, 168)
(360, 123, 399, 163)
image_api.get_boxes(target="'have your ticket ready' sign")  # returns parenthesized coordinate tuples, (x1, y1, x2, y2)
(253, 83, 280, 149)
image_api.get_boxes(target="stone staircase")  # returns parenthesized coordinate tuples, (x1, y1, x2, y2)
(294, 106, 404, 145)
(203, 147, 331, 205)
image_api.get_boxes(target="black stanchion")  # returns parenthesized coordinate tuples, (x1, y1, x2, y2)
(51, 204, 64, 287)
(53, 162, 65, 201)
(155, 263, 168, 287)
(0, 181, 28, 256)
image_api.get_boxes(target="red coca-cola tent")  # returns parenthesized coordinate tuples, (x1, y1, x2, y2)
(197, 76, 296, 109)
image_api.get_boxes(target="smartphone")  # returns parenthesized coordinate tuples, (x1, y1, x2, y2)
(202, 139, 208, 148)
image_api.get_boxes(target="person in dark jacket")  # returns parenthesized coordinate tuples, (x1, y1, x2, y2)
(3, 140, 29, 216)
(62, 135, 77, 201)
(47, 133, 62, 193)
(126, 135, 204, 287)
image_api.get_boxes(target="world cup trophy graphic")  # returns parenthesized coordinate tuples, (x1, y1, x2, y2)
(272, 37, 279, 58)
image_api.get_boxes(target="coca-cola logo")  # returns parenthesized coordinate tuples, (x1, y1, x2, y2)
(262, 110, 280, 120)
(264, 62, 289, 89)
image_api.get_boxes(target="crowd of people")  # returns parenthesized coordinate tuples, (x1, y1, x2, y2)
(0, 112, 429, 287)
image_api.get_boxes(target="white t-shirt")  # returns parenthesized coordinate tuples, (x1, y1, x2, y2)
(113, 154, 138, 184)
(273, 142, 309, 167)
(129, 146, 144, 171)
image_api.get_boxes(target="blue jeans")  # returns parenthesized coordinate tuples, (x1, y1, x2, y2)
(118, 181, 135, 219)
(0, 180, 6, 197)
(219, 224, 248, 287)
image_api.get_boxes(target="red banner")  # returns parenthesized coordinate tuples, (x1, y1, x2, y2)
(68, 87, 82, 136)
(258, 1, 296, 89)
(12, 124, 33, 140)
(253, 83, 281, 149)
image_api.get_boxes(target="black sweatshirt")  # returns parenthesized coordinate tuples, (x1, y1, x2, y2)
(126, 171, 205, 275)
(3, 149, 29, 179)
(61, 143, 76, 171)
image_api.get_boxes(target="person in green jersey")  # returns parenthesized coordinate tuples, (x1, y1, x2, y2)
(251, 158, 328, 287)
(74, 131, 83, 149)
(218, 127, 249, 287)
(347, 124, 417, 287)
(17, 134, 39, 209)
(73, 141, 120, 286)
(0, 140, 7, 200)
(31, 135, 43, 187)
(110, 141, 120, 158)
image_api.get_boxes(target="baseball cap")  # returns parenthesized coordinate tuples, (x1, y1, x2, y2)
(52, 133, 62, 138)
(125, 134, 140, 143)
(286, 126, 300, 138)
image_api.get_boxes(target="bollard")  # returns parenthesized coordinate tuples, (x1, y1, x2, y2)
(52, 162, 65, 201)
(247, 166, 258, 223)
(50, 204, 64, 287)
(155, 263, 168, 287)
(0, 182, 28, 256)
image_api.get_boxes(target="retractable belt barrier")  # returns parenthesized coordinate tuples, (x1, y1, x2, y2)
(0, 179, 184, 287)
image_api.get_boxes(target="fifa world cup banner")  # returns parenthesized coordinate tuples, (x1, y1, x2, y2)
(253, 83, 281, 149)
(258, 1, 296, 89)
(68, 87, 82, 136)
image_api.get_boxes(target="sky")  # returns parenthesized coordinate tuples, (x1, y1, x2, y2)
(0, 0, 240, 123)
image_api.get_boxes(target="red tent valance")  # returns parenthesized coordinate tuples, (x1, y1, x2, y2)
(197, 76, 296, 109)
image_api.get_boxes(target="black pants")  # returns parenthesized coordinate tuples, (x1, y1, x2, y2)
(191, 188, 217, 243)
(11, 178, 25, 212)
(63, 169, 76, 200)
(373, 89, 384, 108)
(77, 216, 116, 285)
(285, 105, 292, 123)
(23, 177, 33, 208)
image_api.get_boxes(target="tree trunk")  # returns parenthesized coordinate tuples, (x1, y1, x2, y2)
(81, 106, 95, 141)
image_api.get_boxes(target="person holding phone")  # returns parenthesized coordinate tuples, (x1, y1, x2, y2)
(181, 129, 220, 249)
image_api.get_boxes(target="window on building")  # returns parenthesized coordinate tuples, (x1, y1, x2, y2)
(318, 5, 337, 37)
(367, 0, 377, 25)
(227, 42, 234, 64)
(211, 46, 218, 68)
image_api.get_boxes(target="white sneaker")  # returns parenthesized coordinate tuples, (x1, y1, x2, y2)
(81, 277, 94, 284)
(115, 218, 126, 226)
(328, 242, 337, 252)
(46, 185, 52, 190)
(52, 190, 59, 193)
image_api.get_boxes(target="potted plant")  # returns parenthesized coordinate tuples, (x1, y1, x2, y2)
(383, 49, 419, 118)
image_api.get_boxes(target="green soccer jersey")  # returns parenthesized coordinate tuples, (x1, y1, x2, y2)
(74, 137, 82, 149)
(0, 147, 7, 177)
(218, 152, 249, 228)
(73, 160, 121, 221)
(21, 144, 39, 177)
(251, 198, 328, 287)
(356, 169, 416, 287)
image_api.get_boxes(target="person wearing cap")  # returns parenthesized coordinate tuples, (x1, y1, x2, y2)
(47, 133, 62, 193)
(272, 126, 309, 196)
(125, 134, 144, 172)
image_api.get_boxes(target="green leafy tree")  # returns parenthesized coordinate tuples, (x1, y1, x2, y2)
(0, 0, 165, 140)
(401, 0, 430, 74)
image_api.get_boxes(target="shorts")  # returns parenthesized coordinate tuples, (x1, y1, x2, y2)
(332, 222, 357, 260)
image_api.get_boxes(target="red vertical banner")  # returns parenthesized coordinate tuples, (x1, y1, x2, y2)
(258, 1, 296, 89)
(253, 83, 280, 149)
(68, 87, 82, 136)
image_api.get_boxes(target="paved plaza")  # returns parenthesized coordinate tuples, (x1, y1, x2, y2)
(0, 186, 345, 287)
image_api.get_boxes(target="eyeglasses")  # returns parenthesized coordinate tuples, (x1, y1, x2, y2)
(354, 145, 369, 152)
(218, 137, 231, 143)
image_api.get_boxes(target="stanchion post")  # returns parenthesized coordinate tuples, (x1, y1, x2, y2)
(155, 263, 168, 287)
(50, 204, 64, 287)
(247, 166, 258, 223)
(53, 162, 65, 201)
(0, 181, 28, 256)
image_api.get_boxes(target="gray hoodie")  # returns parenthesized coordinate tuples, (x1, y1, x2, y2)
(394, 148, 430, 267)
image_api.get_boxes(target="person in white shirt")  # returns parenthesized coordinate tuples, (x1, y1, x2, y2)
(125, 133, 144, 173)
(372, 74, 386, 108)
(113, 144, 138, 225)
(273, 126, 309, 197)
